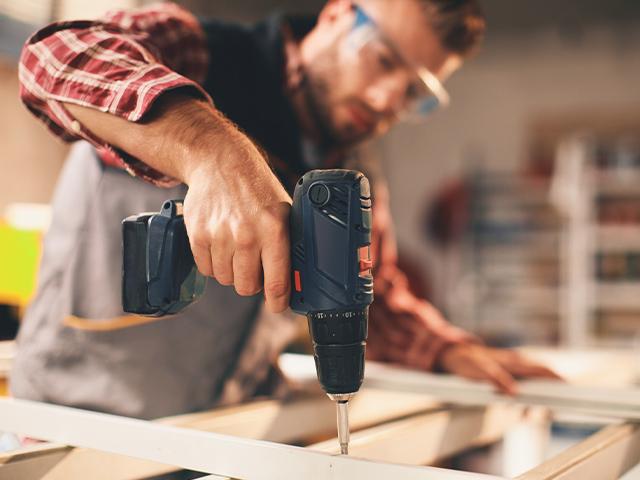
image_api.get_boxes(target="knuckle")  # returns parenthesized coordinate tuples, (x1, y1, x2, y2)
(190, 232, 210, 249)
(234, 228, 258, 250)
(265, 280, 288, 299)
(209, 238, 229, 255)
(260, 209, 288, 233)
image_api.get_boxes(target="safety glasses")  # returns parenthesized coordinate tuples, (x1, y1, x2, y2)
(346, 3, 450, 121)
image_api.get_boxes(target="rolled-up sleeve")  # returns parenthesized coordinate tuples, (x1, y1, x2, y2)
(18, 2, 211, 186)
(367, 182, 479, 371)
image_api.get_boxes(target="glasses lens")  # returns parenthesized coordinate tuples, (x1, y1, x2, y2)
(405, 94, 441, 121)
(347, 5, 449, 121)
(418, 95, 440, 115)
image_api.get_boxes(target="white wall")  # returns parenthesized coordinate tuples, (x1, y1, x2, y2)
(380, 26, 640, 308)
(0, 61, 68, 214)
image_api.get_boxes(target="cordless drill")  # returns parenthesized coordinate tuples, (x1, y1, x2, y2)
(122, 169, 373, 454)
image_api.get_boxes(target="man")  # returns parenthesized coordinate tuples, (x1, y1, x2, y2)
(12, 0, 559, 419)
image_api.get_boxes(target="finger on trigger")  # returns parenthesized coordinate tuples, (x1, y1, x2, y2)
(261, 235, 290, 313)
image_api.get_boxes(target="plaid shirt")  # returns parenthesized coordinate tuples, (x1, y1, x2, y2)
(19, 2, 209, 186)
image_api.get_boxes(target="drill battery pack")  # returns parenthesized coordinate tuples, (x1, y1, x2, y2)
(122, 200, 205, 316)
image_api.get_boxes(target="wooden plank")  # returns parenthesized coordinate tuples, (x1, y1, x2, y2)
(0, 397, 507, 480)
(517, 422, 640, 480)
(309, 404, 525, 464)
(0, 444, 71, 480)
(156, 387, 442, 442)
(0, 388, 442, 480)
(0, 443, 70, 466)
(21, 447, 180, 480)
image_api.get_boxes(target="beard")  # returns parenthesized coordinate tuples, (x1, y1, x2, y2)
(300, 65, 339, 145)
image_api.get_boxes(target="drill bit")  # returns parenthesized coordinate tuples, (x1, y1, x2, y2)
(336, 400, 350, 455)
(328, 393, 354, 455)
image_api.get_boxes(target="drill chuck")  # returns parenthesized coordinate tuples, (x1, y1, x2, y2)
(308, 308, 368, 395)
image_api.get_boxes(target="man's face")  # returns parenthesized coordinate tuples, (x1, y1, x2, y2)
(301, 0, 462, 146)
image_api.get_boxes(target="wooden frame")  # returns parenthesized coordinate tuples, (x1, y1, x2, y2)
(0, 388, 441, 480)
(1, 352, 639, 479)
(0, 396, 509, 480)
(309, 403, 526, 462)
(517, 422, 640, 480)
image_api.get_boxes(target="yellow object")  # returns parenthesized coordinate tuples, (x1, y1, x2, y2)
(0, 222, 41, 307)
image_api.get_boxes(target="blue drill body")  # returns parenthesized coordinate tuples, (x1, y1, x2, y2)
(289, 169, 373, 395)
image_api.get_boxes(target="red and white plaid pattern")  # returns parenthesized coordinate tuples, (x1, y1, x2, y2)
(19, 2, 211, 185)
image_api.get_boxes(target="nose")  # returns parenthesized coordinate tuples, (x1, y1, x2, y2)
(363, 74, 407, 115)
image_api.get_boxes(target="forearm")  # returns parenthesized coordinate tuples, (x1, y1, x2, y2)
(64, 93, 261, 185)
(65, 89, 292, 311)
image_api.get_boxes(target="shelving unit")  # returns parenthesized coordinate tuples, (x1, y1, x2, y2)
(564, 135, 640, 347)
(465, 171, 563, 346)
(542, 135, 640, 346)
(461, 129, 640, 348)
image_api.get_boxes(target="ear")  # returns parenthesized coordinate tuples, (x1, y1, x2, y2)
(317, 0, 354, 26)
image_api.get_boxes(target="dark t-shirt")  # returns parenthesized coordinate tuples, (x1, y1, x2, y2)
(201, 15, 316, 192)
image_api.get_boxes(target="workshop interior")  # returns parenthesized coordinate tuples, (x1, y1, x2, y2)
(0, 1, 639, 479)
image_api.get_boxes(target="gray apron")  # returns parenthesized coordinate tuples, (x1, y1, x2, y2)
(10, 142, 298, 419)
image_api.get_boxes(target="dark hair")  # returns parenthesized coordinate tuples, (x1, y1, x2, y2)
(419, 0, 486, 56)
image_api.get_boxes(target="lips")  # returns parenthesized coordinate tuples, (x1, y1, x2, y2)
(347, 105, 375, 133)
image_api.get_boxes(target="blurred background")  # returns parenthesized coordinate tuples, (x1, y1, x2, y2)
(1, 0, 640, 350)
(1, 2, 640, 477)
